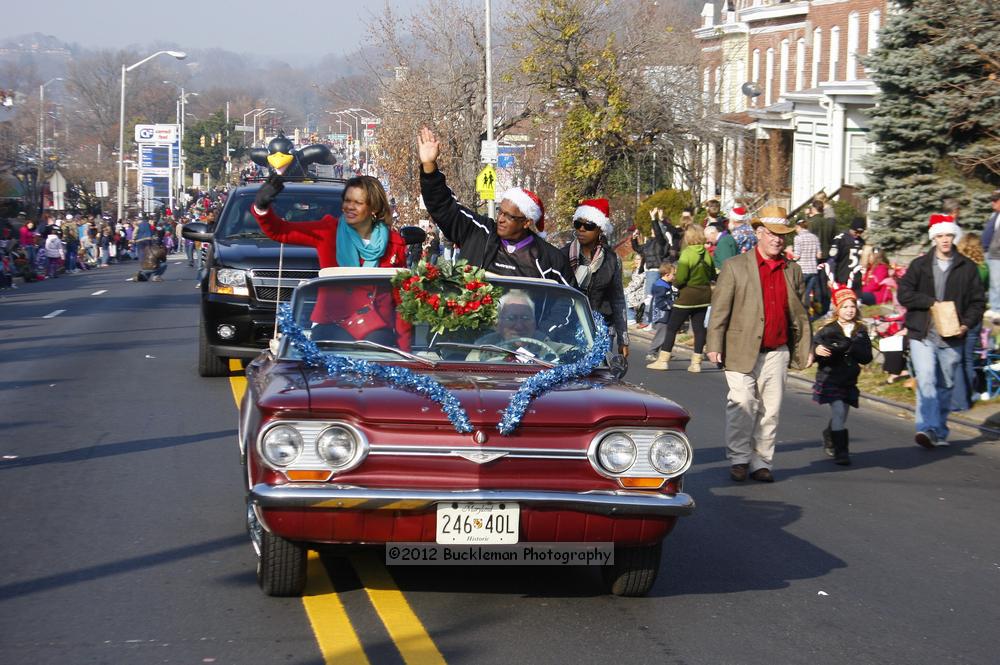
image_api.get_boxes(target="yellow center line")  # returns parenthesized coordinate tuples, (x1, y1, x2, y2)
(228, 359, 247, 405)
(351, 554, 447, 665)
(303, 552, 370, 665)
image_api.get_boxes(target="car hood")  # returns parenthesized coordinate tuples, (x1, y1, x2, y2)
(298, 368, 688, 429)
(215, 240, 319, 271)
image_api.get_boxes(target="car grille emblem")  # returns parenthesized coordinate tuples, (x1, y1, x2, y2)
(455, 450, 508, 465)
(472, 430, 488, 445)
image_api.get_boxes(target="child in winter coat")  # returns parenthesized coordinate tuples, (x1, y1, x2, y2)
(646, 261, 677, 362)
(811, 287, 873, 465)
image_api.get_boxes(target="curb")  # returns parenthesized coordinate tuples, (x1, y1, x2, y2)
(628, 326, 1000, 439)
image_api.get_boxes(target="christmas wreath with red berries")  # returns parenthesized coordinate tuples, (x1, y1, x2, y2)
(392, 259, 503, 333)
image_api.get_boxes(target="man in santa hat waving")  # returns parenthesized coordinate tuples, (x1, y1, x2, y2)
(898, 213, 985, 448)
(417, 127, 574, 286)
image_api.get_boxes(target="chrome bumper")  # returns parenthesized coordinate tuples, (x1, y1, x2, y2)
(250, 484, 695, 517)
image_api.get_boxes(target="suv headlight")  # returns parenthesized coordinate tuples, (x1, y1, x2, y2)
(596, 433, 636, 473)
(261, 425, 303, 466)
(316, 425, 360, 468)
(210, 268, 249, 296)
(649, 432, 691, 475)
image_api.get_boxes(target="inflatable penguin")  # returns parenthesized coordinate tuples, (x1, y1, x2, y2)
(249, 131, 336, 178)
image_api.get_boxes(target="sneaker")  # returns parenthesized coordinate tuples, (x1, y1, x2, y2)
(914, 431, 937, 449)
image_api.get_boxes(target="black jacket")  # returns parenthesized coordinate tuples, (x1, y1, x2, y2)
(812, 321, 872, 391)
(631, 220, 680, 269)
(561, 242, 629, 347)
(897, 251, 986, 341)
(419, 169, 575, 286)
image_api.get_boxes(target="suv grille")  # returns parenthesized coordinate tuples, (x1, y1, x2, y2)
(249, 269, 318, 303)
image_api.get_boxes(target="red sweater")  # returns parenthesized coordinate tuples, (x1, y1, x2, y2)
(251, 206, 412, 350)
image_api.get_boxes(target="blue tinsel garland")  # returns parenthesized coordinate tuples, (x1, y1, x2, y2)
(277, 304, 473, 433)
(496, 314, 611, 435)
(277, 305, 610, 436)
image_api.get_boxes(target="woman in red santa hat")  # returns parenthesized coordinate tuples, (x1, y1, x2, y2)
(561, 198, 629, 361)
(417, 127, 574, 286)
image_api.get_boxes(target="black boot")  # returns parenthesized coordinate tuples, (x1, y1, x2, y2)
(831, 429, 851, 466)
(822, 422, 834, 457)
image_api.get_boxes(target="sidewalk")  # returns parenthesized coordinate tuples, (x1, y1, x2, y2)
(628, 325, 1000, 439)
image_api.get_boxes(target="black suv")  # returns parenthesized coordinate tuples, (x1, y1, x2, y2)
(183, 181, 344, 376)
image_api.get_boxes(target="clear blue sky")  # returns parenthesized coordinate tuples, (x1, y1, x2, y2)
(3, 0, 429, 60)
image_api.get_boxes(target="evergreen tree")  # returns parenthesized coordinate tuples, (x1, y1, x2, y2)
(864, 0, 1000, 249)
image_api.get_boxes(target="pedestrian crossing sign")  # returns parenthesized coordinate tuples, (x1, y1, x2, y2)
(476, 165, 497, 201)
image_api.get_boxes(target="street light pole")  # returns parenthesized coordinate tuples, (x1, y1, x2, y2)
(484, 0, 496, 218)
(116, 50, 187, 222)
(38, 77, 63, 177)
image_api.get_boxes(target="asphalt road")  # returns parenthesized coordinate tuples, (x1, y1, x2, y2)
(2, 262, 999, 665)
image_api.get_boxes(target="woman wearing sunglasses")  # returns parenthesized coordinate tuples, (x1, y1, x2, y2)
(561, 198, 629, 362)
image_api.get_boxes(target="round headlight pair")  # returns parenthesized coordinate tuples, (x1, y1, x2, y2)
(260, 424, 360, 469)
(595, 431, 691, 476)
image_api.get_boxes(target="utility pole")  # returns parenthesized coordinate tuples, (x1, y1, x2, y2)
(484, 0, 496, 218)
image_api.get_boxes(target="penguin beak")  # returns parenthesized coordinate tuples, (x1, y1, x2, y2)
(267, 152, 294, 175)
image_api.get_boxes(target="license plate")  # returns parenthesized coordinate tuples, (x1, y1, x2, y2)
(435, 502, 520, 544)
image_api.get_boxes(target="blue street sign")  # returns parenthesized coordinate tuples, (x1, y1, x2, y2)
(497, 154, 515, 169)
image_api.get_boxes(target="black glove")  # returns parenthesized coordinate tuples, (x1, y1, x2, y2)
(254, 173, 285, 210)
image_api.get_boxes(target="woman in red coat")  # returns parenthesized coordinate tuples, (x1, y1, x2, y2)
(252, 174, 412, 349)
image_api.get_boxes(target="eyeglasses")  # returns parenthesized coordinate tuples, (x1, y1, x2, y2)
(497, 209, 529, 224)
(500, 314, 534, 323)
(573, 220, 599, 231)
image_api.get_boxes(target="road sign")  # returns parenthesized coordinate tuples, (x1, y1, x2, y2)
(480, 140, 498, 163)
(497, 154, 515, 169)
(363, 128, 375, 138)
(234, 124, 254, 132)
(361, 117, 381, 125)
(476, 165, 497, 201)
(94, 181, 109, 198)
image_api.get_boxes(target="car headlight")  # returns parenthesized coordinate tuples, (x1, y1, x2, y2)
(597, 433, 636, 473)
(261, 425, 303, 466)
(649, 432, 691, 475)
(316, 425, 358, 468)
(210, 268, 249, 296)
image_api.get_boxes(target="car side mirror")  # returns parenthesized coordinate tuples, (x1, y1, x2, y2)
(182, 222, 212, 242)
(399, 226, 427, 246)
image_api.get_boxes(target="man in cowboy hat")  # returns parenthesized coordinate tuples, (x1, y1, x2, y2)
(416, 127, 574, 286)
(706, 206, 812, 483)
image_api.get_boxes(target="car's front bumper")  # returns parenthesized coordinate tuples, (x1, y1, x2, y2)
(250, 484, 695, 517)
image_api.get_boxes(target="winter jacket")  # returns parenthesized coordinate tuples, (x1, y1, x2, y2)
(44, 234, 63, 259)
(713, 232, 738, 268)
(560, 241, 629, 346)
(673, 244, 716, 308)
(897, 251, 986, 341)
(812, 320, 873, 393)
(649, 278, 676, 324)
(419, 168, 574, 286)
(631, 220, 680, 268)
(980, 212, 999, 253)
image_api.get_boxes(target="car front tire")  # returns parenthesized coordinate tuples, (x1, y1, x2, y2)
(198, 319, 229, 377)
(258, 529, 307, 597)
(601, 542, 662, 597)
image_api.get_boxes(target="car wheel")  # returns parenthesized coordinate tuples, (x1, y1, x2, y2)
(601, 542, 662, 597)
(249, 503, 307, 596)
(198, 320, 229, 377)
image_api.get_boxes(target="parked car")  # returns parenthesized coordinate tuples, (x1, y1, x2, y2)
(241, 268, 695, 597)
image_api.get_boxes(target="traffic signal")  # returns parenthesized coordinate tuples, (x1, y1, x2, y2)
(200, 135, 206, 147)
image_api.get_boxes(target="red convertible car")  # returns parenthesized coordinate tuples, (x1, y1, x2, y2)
(240, 268, 695, 597)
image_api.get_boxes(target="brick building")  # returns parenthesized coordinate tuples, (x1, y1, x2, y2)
(692, 0, 888, 213)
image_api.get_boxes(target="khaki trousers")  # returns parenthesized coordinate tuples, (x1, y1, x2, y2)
(724, 346, 790, 472)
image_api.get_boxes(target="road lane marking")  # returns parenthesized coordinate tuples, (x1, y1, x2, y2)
(91, 290, 107, 295)
(351, 555, 446, 665)
(228, 359, 247, 406)
(227, 360, 445, 665)
(303, 552, 371, 665)
(42, 310, 65, 318)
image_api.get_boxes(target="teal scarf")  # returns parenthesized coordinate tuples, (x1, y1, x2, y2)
(336, 215, 389, 267)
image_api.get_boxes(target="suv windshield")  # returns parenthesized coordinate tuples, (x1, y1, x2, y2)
(218, 190, 344, 239)
(283, 275, 598, 367)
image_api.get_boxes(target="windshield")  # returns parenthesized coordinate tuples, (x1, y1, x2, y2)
(282, 274, 598, 367)
(217, 190, 344, 239)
